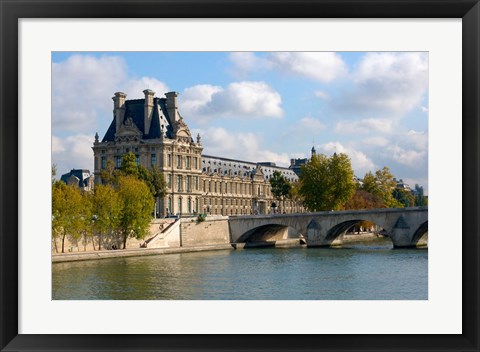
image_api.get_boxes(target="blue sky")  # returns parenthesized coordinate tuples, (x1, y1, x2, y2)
(52, 51, 428, 192)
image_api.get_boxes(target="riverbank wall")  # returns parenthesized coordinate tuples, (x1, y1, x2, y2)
(52, 216, 232, 263)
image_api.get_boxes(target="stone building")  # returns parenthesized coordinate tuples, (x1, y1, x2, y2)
(60, 169, 94, 191)
(92, 89, 303, 217)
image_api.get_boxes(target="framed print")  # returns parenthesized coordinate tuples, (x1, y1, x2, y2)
(1, 0, 479, 351)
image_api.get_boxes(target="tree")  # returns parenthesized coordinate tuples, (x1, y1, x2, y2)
(269, 171, 292, 213)
(299, 153, 356, 211)
(392, 188, 415, 208)
(414, 184, 428, 206)
(51, 164, 57, 184)
(100, 160, 120, 185)
(117, 175, 154, 249)
(361, 167, 401, 208)
(79, 191, 93, 251)
(51, 182, 85, 253)
(138, 165, 167, 217)
(344, 189, 385, 210)
(92, 184, 122, 250)
(120, 152, 139, 177)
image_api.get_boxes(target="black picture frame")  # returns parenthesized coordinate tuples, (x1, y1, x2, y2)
(1, 0, 479, 351)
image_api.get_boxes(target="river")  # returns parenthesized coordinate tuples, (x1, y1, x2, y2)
(52, 238, 427, 300)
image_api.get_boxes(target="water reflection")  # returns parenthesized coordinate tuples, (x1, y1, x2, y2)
(53, 239, 427, 300)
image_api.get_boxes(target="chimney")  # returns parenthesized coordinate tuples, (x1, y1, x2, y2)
(165, 91, 179, 122)
(112, 92, 127, 131)
(143, 89, 155, 135)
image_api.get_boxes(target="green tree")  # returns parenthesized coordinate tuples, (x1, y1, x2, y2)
(269, 170, 292, 213)
(79, 191, 93, 251)
(51, 182, 85, 253)
(138, 165, 167, 217)
(299, 153, 356, 211)
(120, 152, 139, 177)
(392, 188, 415, 208)
(361, 167, 401, 208)
(414, 184, 428, 206)
(100, 160, 120, 185)
(92, 184, 122, 250)
(117, 175, 154, 249)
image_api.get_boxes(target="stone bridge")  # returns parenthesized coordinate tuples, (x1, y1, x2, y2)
(228, 207, 428, 248)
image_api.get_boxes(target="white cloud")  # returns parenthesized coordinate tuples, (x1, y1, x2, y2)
(229, 52, 271, 73)
(180, 81, 283, 122)
(124, 77, 169, 99)
(421, 106, 429, 113)
(229, 52, 347, 83)
(314, 90, 329, 100)
(52, 55, 127, 132)
(335, 52, 428, 115)
(335, 118, 395, 135)
(198, 127, 290, 166)
(298, 117, 326, 131)
(268, 52, 347, 82)
(52, 134, 95, 176)
(387, 145, 426, 167)
(362, 137, 389, 147)
(319, 141, 375, 176)
(52, 54, 169, 133)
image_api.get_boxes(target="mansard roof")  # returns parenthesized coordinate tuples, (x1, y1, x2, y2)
(60, 169, 92, 188)
(202, 155, 298, 182)
(102, 97, 173, 142)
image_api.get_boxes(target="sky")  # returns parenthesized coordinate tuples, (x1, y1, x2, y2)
(52, 51, 428, 193)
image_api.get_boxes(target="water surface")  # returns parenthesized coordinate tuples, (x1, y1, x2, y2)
(52, 239, 427, 300)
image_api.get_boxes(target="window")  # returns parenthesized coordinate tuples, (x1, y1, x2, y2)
(187, 198, 192, 213)
(194, 176, 199, 190)
(177, 175, 182, 192)
(101, 156, 106, 169)
(235, 183, 238, 194)
(151, 154, 156, 166)
(168, 197, 172, 214)
(178, 198, 182, 214)
(214, 182, 217, 193)
(167, 154, 171, 167)
(135, 155, 140, 166)
(176, 155, 182, 169)
(186, 176, 191, 192)
(116, 156, 122, 168)
(193, 157, 198, 169)
(195, 198, 199, 213)
(167, 174, 172, 189)
(186, 156, 191, 169)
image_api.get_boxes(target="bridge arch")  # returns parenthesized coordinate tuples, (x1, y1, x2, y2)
(236, 223, 302, 244)
(319, 218, 391, 246)
(411, 221, 428, 246)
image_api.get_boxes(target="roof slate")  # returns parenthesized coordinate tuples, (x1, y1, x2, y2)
(102, 97, 172, 142)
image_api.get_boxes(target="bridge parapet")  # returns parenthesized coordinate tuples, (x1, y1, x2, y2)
(228, 207, 428, 248)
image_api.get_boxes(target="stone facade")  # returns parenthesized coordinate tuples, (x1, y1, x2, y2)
(92, 89, 303, 217)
